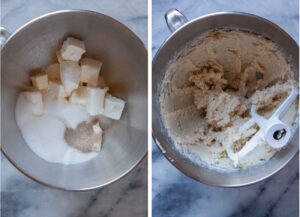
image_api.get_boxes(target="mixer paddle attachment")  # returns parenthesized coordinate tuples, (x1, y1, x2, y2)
(227, 86, 298, 165)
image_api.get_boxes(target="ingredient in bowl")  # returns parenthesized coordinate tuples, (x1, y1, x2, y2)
(60, 37, 86, 61)
(86, 87, 108, 115)
(80, 57, 103, 86)
(31, 74, 48, 90)
(64, 120, 103, 153)
(15, 37, 126, 165)
(227, 86, 298, 165)
(160, 29, 298, 170)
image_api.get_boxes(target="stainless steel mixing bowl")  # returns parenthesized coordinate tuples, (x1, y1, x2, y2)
(152, 9, 299, 187)
(1, 10, 147, 190)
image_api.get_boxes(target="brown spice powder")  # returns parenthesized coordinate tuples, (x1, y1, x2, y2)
(64, 119, 103, 153)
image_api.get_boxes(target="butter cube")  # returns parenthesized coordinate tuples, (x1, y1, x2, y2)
(92, 142, 102, 152)
(57, 83, 68, 98)
(45, 63, 60, 81)
(102, 94, 125, 120)
(70, 86, 88, 106)
(97, 76, 106, 89)
(45, 82, 68, 99)
(85, 76, 107, 88)
(60, 37, 86, 61)
(31, 74, 48, 90)
(92, 122, 103, 151)
(23, 91, 43, 115)
(80, 58, 102, 86)
(86, 87, 108, 115)
(58, 57, 81, 95)
(93, 122, 103, 134)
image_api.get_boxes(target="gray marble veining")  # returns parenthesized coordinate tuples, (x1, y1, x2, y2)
(1, 0, 147, 217)
(2, 155, 147, 217)
(152, 0, 299, 217)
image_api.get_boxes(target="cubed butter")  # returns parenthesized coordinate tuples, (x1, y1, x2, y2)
(57, 83, 68, 98)
(45, 81, 68, 100)
(93, 122, 103, 134)
(45, 63, 60, 81)
(58, 56, 81, 95)
(92, 143, 102, 152)
(102, 94, 125, 120)
(80, 58, 102, 86)
(92, 122, 103, 151)
(23, 91, 43, 115)
(31, 74, 48, 90)
(97, 76, 106, 89)
(70, 86, 88, 106)
(86, 87, 108, 115)
(60, 37, 86, 61)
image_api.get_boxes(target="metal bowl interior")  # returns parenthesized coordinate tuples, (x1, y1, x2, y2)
(152, 12, 299, 187)
(1, 10, 147, 190)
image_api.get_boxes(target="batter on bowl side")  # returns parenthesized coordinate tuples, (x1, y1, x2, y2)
(159, 29, 298, 170)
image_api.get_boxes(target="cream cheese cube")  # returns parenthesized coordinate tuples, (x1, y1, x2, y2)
(23, 91, 43, 115)
(86, 87, 108, 115)
(70, 86, 88, 106)
(60, 37, 86, 61)
(45, 63, 60, 81)
(31, 74, 48, 90)
(102, 94, 125, 120)
(80, 58, 102, 86)
(58, 56, 81, 95)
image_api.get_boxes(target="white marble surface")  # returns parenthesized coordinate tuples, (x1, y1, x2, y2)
(1, 1, 147, 217)
(152, 0, 299, 217)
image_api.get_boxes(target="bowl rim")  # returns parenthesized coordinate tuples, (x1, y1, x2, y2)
(1, 9, 148, 191)
(152, 11, 299, 187)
